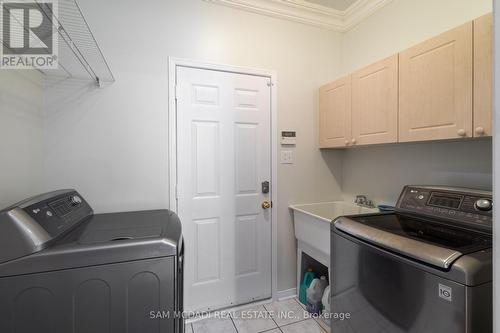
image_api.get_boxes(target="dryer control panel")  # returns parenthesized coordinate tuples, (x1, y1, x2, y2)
(396, 186, 492, 232)
(0, 190, 93, 263)
(24, 191, 92, 237)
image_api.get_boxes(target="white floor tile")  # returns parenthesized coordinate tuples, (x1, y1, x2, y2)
(263, 298, 306, 327)
(294, 297, 307, 310)
(280, 319, 325, 333)
(185, 323, 194, 333)
(191, 317, 237, 333)
(231, 305, 277, 333)
(314, 317, 330, 333)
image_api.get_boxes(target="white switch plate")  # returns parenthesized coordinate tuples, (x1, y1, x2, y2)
(280, 150, 294, 164)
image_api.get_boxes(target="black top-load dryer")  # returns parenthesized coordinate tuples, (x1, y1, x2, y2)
(0, 189, 184, 333)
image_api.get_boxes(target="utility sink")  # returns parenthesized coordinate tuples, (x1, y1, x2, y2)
(290, 202, 378, 258)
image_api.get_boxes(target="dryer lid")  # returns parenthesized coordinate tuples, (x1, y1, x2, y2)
(0, 210, 182, 277)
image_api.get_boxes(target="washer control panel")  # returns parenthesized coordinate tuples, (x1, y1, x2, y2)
(396, 186, 492, 231)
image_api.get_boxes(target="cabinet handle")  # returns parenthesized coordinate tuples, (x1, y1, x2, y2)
(475, 127, 485, 136)
(351, 138, 357, 144)
(457, 129, 466, 137)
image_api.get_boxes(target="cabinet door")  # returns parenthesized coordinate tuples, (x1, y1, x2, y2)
(352, 55, 398, 145)
(399, 22, 473, 142)
(319, 76, 351, 148)
(474, 13, 492, 137)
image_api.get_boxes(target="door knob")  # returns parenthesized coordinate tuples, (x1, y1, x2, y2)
(262, 201, 271, 209)
(475, 127, 485, 136)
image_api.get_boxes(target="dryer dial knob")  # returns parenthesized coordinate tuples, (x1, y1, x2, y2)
(474, 199, 492, 211)
(70, 195, 82, 206)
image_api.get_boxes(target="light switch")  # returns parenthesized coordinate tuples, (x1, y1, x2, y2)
(280, 150, 294, 164)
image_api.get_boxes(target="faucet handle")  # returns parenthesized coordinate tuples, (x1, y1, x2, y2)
(354, 195, 367, 204)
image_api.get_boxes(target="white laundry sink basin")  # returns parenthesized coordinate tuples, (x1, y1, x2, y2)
(290, 202, 378, 258)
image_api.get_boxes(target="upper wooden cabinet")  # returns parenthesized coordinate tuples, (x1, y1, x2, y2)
(399, 22, 473, 142)
(319, 14, 492, 149)
(352, 55, 398, 145)
(474, 13, 493, 137)
(319, 76, 351, 148)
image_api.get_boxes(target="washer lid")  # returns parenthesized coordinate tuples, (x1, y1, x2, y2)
(335, 213, 491, 270)
(0, 210, 182, 277)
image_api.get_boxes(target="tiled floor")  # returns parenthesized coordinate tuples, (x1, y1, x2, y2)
(186, 298, 329, 333)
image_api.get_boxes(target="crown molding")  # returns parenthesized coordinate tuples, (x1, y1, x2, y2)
(203, 0, 393, 32)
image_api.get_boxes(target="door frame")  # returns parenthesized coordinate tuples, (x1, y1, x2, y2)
(167, 57, 279, 303)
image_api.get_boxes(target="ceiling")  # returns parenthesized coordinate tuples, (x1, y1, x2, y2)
(304, 0, 359, 11)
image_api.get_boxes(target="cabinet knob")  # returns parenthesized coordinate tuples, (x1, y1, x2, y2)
(351, 138, 357, 144)
(345, 140, 349, 145)
(457, 129, 466, 137)
(475, 127, 485, 136)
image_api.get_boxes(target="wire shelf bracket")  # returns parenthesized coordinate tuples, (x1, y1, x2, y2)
(34, 0, 115, 87)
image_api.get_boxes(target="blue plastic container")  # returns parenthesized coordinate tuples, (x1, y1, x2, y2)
(299, 270, 316, 304)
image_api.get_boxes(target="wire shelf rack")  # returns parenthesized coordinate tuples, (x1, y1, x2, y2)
(1, 0, 114, 86)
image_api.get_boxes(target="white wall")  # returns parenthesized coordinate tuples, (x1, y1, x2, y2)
(0, 70, 44, 208)
(342, 140, 492, 205)
(42, 0, 344, 292)
(339, 0, 493, 205)
(340, 0, 493, 74)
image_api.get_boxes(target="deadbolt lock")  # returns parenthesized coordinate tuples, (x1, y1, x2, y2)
(262, 181, 270, 194)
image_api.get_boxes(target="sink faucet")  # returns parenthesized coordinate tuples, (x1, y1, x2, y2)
(354, 195, 375, 208)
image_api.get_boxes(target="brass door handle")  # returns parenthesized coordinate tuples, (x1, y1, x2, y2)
(262, 201, 271, 209)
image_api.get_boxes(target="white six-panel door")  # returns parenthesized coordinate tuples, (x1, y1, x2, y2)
(176, 66, 272, 312)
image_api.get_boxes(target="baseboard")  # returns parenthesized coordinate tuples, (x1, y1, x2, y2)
(185, 297, 274, 324)
(276, 288, 297, 301)
(185, 289, 298, 324)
